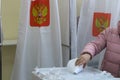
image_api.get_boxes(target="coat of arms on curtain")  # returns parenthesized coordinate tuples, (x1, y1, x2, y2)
(92, 12, 111, 36)
(30, 0, 50, 27)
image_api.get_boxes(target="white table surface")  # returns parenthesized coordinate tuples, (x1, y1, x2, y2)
(32, 67, 120, 80)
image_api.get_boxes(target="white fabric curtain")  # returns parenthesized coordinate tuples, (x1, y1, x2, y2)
(11, 0, 62, 80)
(69, 0, 77, 59)
(58, 0, 70, 66)
(77, 0, 120, 66)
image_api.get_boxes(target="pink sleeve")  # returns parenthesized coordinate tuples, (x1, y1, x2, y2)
(82, 28, 110, 57)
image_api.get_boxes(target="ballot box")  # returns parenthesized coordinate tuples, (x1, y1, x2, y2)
(32, 67, 120, 80)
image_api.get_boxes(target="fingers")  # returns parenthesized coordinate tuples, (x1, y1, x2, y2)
(75, 57, 86, 66)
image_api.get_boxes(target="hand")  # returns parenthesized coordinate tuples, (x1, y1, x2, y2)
(75, 53, 91, 66)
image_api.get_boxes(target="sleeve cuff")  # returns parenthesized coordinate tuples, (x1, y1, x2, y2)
(81, 52, 93, 60)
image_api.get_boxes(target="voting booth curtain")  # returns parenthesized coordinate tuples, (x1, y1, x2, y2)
(11, 0, 62, 80)
(77, 0, 120, 67)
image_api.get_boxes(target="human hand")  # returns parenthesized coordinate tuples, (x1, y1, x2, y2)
(75, 53, 91, 67)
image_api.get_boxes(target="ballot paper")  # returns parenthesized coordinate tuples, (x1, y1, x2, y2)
(67, 58, 84, 74)
(32, 67, 119, 80)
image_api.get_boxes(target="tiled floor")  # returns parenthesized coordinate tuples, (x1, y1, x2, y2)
(2, 45, 16, 80)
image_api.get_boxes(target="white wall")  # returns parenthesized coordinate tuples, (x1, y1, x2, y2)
(2, 0, 20, 40)
(0, 0, 1, 16)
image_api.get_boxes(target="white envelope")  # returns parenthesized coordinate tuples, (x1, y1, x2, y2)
(67, 58, 84, 74)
